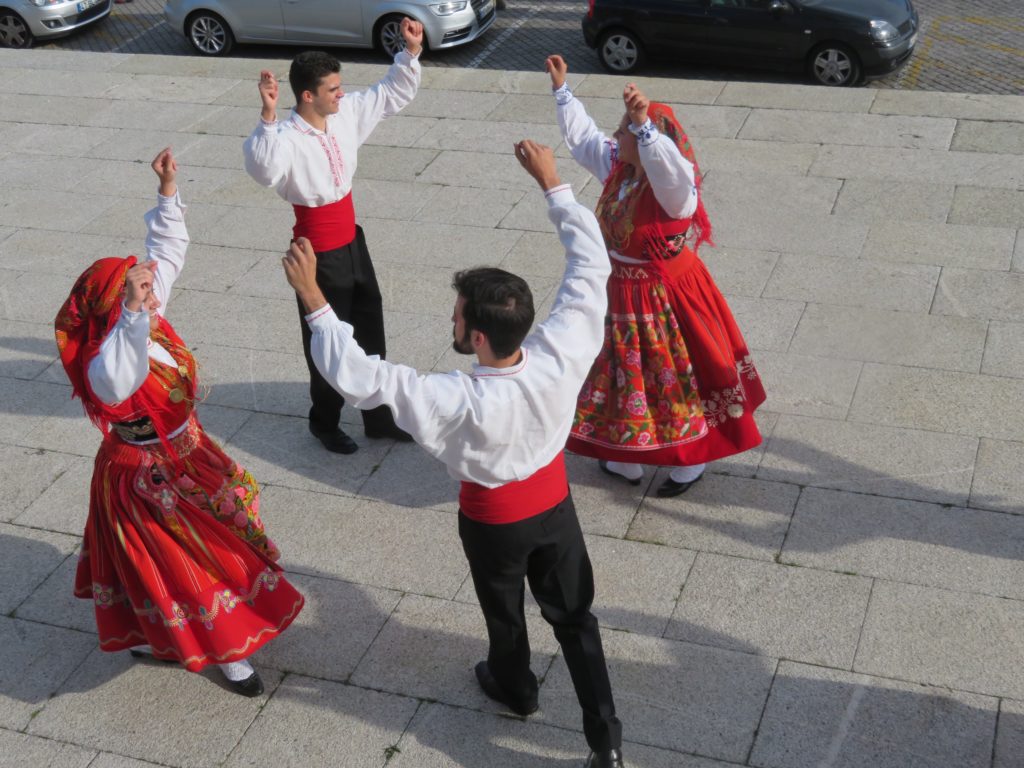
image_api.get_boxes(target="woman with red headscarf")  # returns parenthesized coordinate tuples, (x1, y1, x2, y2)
(54, 148, 303, 695)
(546, 56, 766, 498)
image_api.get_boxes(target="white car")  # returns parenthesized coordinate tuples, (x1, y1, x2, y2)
(164, 0, 498, 57)
(0, 0, 110, 48)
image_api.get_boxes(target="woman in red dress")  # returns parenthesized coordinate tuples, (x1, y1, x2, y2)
(54, 148, 303, 695)
(547, 56, 766, 497)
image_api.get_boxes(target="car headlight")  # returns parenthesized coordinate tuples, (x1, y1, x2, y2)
(869, 19, 900, 43)
(26, 0, 63, 6)
(430, 1, 468, 15)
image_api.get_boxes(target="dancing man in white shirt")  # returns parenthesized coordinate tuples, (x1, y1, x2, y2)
(282, 141, 625, 768)
(244, 19, 423, 455)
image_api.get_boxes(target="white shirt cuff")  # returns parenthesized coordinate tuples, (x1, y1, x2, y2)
(395, 48, 419, 64)
(156, 190, 186, 215)
(304, 304, 336, 328)
(553, 83, 573, 105)
(544, 184, 574, 207)
(629, 118, 658, 146)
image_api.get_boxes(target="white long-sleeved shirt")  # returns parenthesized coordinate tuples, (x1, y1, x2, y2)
(243, 51, 421, 207)
(553, 83, 698, 222)
(87, 191, 189, 406)
(305, 186, 610, 487)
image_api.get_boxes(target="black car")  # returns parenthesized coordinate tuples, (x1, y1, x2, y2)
(582, 0, 919, 87)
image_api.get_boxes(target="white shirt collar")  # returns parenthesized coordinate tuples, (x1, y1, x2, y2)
(471, 348, 528, 378)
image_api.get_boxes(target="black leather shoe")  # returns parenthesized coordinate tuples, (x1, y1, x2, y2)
(128, 649, 176, 664)
(656, 471, 704, 498)
(585, 748, 625, 768)
(227, 671, 265, 698)
(309, 423, 359, 454)
(474, 661, 538, 716)
(364, 423, 414, 442)
(599, 460, 641, 487)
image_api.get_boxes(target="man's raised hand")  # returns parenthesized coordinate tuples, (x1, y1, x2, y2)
(259, 70, 279, 122)
(545, 55, 568, 90)
(401, 18, 424, 56)
(282, 238, 328, 313)
(514, 140, 561, 192)
(150, 146, 177, 197)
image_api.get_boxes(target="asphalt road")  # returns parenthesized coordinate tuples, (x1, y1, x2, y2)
(30, 0, 1024, 94)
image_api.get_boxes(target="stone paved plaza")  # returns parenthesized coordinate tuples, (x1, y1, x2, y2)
(1, 48, 1023, 768)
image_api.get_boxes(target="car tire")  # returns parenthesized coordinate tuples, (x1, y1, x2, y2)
(807, 43, 862, 87)
(375, 14, 409, 60)
(0, 11, 33, 49)
(186, 11, 234, 56)
(597, 29, 645, 74)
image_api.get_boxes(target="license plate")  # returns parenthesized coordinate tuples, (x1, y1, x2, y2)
(77, 0, 102, 12)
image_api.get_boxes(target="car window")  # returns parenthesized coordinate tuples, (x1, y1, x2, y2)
(709, 0, 773, 8)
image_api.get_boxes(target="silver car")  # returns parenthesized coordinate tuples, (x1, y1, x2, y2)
(0, 0, 110, 48)
(164, 0, 497, 57)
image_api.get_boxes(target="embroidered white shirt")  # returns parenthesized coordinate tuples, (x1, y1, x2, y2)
(243, 51, 421, 207)
(304, 186, 610, 487)
(87, 191, 189, 406)
(553, 83, 698, 220)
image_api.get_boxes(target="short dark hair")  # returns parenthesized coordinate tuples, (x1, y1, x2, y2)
(289, 51, 341, 101)
(452, 268, 534, 359)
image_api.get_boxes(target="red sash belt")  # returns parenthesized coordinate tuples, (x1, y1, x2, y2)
(459, 452, 568, 525)
(292, 194, 356, 252)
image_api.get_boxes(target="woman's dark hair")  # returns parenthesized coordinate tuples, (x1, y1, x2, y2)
(452, 267, 534, 359)
(289, 51, 341, 101)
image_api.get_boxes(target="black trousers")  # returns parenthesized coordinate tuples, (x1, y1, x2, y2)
(297, 225, 397, 433)
(459, 493, 622, 753)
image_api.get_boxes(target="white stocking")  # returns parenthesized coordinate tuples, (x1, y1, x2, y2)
(219, 659, 255, 682)
(669, 463, 706, 484)
(603, 460, 644, 481)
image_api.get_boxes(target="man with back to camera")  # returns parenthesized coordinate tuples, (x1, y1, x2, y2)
(282, 140, 626, 768)
(244, 19, 423, 455)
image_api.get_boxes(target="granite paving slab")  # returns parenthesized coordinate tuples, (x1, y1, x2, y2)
(82, 99, 224, 132)
(355, 145, 440, 183)
(363, 115, 439, 148)
(995, 698, 1024, 768)
(574, 76, 725, 105)
(758, 415, 977, 506)
(701, 247, 779, 298)
(856, 580, 1024, 700)
(750, 660, 997, 768)
(416, 149, 591, 193)
(362, 218, 522, 269)
(13, 555, 96, 636)
(102, 74, 240, 105)
(0, 68, 133, 98)
(933, 267, 1024, 322)
(628, 474, 799, 562)
(13, 455, 93, 536)
(0, 377, 75, 448)
(0, 522, 81, 614)
(738, 109, 955, 150)
(712, 409, 779, 480)
(89, 755, 166, 768)
(194, 343, 310, 418)
(832, 178, 955, 223)
(82, 128, 207, 164)
(29, 649, 284, 768)
(413, 118, 563, 153)
(716, 81, 877, 113)
(0, 189, 118, 232)
(0, 154, 114, 192)
(861, 219, 1015, 270)
(870, 90, 1024, 121)
(669, 554, 870, 668)
(970, 438, 1024, 515)
(950, 186, 1024, 230)
(356, 439, 459, 512)
(256, 486, 466, 598)
(748, 350, 861, 420)
(952, 119, 1024, 155)
(172, 243, 267, 295)
(0, 93, 111, 127)
(723, 296, 804, 352)
(782, 487, 1024, 600)
(1, 270, 92, 326)
(847, 363, 1024, 440)
(810, 145, 1024, 189)
(788, 304, 987, 372)
(15, 395, 102, 458)
(563, 453, 655, 539)
(0, 444, 77, 523)
(0, 616, 96, 731)
(713, 211, 869, 259)
(169, 290, 297, 355)
(0, 726, 95, 768)
(412, 184, 525, 228)
(404, 90, 508, 120)
(701, 172, 841, 219)
(541, 629, 773, 762)
(0, 229, 141, 277)
(698, 138, 819, 177)
(352, 594, 558, 714)
(982, 320, 1024, 379)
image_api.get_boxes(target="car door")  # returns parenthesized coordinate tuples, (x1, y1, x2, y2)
(280, 0, 364, 45)
(702, 0, 807, 65)
(635, 0, 716, 60)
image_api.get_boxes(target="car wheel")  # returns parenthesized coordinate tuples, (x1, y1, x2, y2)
(0, 11, 33, 49)
(808, 43, 861, 87)
(186, 11, 234, 56)
(597, 29, 645, 74)
(376, 14, 407, 59)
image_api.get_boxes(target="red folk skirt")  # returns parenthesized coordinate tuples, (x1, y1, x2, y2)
(567, 247, 766, 466)
(74, 415, 304, 672)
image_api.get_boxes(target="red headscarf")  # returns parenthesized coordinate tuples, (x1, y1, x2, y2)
(54, 256, 195, 442)
(596, 102, 713, 258)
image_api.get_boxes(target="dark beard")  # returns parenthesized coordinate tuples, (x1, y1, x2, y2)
(452, 328, 473, 355)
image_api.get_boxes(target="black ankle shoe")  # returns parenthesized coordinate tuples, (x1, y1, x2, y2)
(585, 748, 624, 768)
(309, 423, 359, 454)
(128, 649, 176, 664)
(474, 661, 538, 716)
(227, 671, 265, 698)
(599, 460, 641, 487)
(655, 471, 704, 498)
(364, 423, 414, 442)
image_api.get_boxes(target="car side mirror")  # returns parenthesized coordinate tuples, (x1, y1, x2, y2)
(769, 0, 792, 13)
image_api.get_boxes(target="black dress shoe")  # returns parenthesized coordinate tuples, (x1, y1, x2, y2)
(598, 460, 641, 487)
(128, 649, 176, 664)
(227, 671, 265, 698)
(364, 423, 414, 442)
(309, 423, 359, 454)
(585, 748, 625, 768)
(655, 471, 704, 498)
(474, 661, 538, 716)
